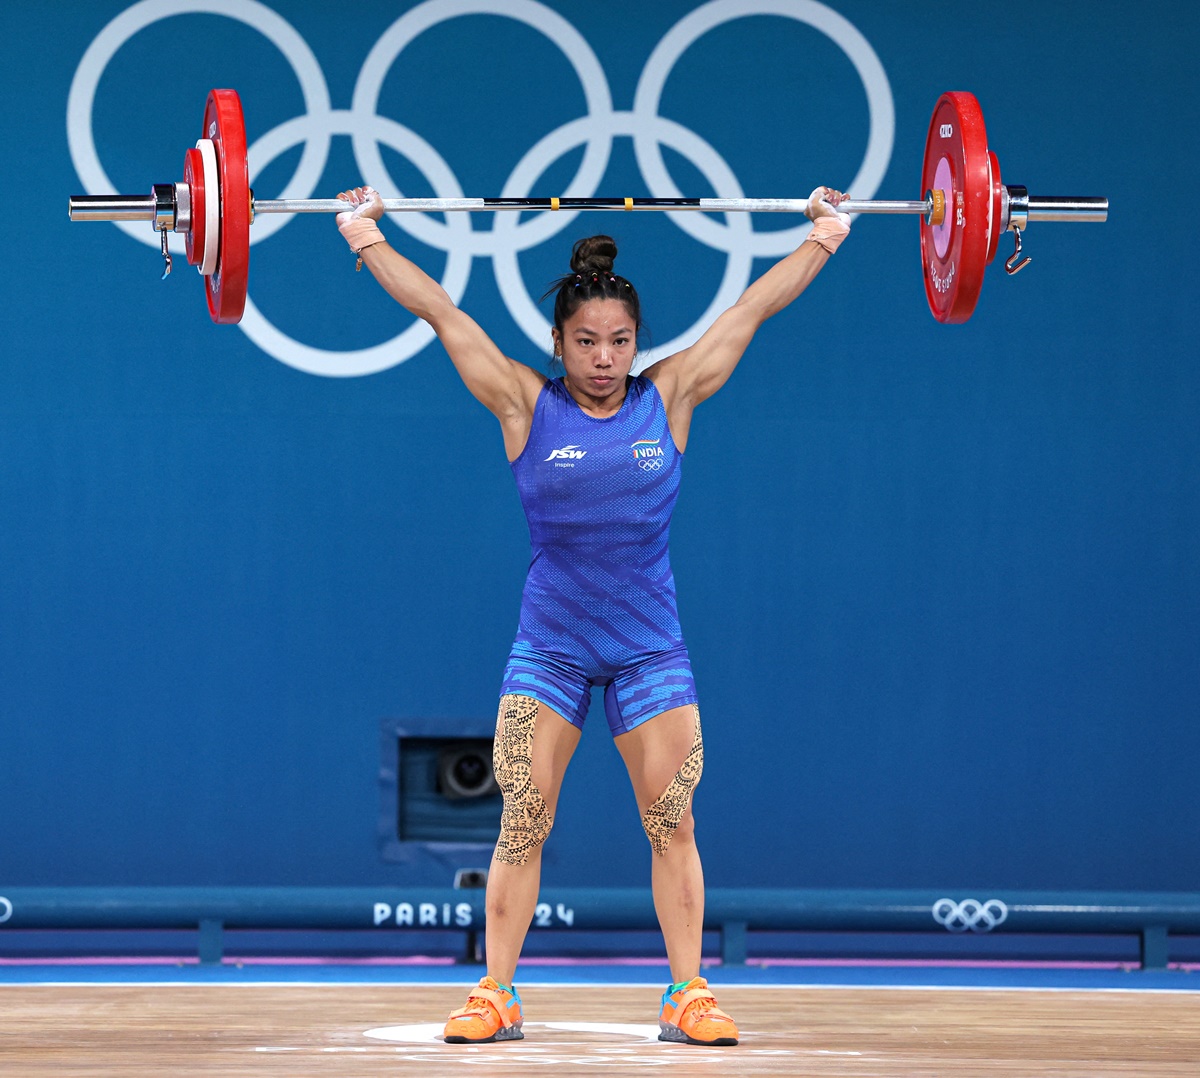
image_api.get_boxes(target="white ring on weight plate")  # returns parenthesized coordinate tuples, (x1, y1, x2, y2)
(986, 150, 995, 257)
(196, 139, 220, 277)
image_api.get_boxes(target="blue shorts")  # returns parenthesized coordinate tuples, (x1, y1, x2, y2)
(499, 641, 698, 736)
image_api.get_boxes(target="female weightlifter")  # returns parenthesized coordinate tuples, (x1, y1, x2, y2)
(335, 186, 850, 1047)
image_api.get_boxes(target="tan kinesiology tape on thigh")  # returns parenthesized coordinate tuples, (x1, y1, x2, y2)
(642, 706, 704, 856)
(493, 694, 554, 866)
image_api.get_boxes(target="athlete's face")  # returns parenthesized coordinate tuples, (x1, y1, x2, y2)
(554, 298, 637, 402)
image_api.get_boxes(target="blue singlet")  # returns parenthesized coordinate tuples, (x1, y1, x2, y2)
(499, 375, 697, 734)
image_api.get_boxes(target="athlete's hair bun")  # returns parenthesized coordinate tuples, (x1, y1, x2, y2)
(569, 235, 618, 276)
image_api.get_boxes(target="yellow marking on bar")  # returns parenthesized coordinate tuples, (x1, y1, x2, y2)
(550, 197, 560, 211)
(624, 197, 634, 211)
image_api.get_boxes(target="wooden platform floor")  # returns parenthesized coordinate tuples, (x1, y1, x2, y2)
(2, 982, 1199, 1076)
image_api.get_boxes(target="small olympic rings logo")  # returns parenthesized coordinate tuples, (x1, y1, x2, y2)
(68, 0, 894, 378)
(932, 897, 1009, 933)
(0, 896, 12, 924)
(638, 458, 665, 471)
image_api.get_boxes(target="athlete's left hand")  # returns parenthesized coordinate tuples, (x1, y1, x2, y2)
(336, 186, 385, 225)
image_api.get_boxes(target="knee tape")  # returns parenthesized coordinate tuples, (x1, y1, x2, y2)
(642, 705, 704, 856)
(493, 694, 554, 866)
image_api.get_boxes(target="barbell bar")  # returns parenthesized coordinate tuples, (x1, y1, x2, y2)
(71, 193, 1107, 220)
(68, 89, 1108, 325)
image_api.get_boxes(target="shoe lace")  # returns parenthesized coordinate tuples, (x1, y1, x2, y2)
(452, 991, 500, 1020)
(687, 994, 729, 1023)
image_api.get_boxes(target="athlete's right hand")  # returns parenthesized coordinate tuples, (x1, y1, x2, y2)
(805, 186, 850, 225)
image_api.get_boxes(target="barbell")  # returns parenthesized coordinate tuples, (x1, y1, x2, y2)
(68, 88, 1107, 326)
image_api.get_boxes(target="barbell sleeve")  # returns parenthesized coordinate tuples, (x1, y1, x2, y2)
(1023, 196, 1109, 223)
(70, 194, 159, 221)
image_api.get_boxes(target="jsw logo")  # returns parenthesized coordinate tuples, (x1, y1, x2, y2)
(545, 445, 587, 461)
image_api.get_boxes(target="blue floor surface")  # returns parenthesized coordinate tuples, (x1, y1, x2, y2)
(2, 960, 1197, 991)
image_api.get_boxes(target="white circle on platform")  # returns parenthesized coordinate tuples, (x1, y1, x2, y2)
(363, 1020, 662, 1043)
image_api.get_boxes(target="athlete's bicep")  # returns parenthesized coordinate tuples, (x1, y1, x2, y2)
(646, 302, 761, 409)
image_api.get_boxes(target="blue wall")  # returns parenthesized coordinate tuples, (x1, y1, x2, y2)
(1, 0, 1196, 893)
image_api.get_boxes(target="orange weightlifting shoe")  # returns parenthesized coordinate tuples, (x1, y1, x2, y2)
(658, 976, 739, 1045)
(443, 976, 524, 1043)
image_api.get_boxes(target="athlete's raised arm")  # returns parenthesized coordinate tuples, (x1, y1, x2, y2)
(645, 187, 851, 445)
(336, 187, 545, 458)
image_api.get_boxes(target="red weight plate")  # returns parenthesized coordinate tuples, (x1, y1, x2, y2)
(986, 150, 1003, 265)
(201, 89, 249, 324)
(182, 146, 205, 268)
(919, 92, 991, 323)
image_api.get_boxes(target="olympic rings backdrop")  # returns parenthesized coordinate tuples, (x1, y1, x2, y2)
(1, 0, 1197, 895)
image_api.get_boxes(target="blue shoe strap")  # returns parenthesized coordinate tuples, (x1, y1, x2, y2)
(662, 979, 693, 1007)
